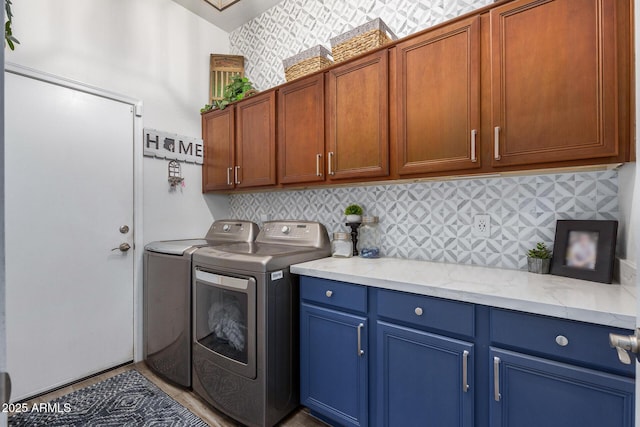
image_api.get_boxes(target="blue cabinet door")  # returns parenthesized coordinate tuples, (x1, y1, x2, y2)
(301, 303, 368, 427)
(377, 321, 475, 427)
(490, 348, 634, 427)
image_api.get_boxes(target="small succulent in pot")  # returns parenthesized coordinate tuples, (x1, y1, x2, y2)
(344, 204, 363, 223)
(527, 242, 552, 274)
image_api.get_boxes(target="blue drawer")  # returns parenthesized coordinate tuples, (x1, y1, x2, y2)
(377, 289, 475, 338)
(491, 308, 635, 376)
(300, 277, 367, 314)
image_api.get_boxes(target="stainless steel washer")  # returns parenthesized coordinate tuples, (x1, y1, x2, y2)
(143, 220, 258, 388)
(191, 221, 330, 427)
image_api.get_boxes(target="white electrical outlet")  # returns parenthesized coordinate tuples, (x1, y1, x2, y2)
(473, 214, 491, 237)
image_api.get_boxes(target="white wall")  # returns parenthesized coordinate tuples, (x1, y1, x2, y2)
(1, 0, 6, 423)
(6, 0, 231, 244)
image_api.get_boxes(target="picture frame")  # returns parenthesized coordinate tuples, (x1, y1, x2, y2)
(551, 220, 618, 284)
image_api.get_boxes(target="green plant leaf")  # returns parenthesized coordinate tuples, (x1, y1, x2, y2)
(344, 204, 364, 216)
(5, 0, 19, 51)
(200, 75, 256, 113)
(527, 242, 552, 259)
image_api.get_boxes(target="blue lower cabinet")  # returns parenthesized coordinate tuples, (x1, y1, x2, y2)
(490, 348, 635, 427)
(300, 303, 368, 427)
(377, 321, 475, 427)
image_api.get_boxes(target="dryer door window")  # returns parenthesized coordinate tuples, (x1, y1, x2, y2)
(194, 269, 257, 379)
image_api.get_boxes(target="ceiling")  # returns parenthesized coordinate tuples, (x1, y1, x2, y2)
(172, 0, 284, 32)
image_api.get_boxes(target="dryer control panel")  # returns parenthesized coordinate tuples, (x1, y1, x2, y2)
(258, 221, 330, 249)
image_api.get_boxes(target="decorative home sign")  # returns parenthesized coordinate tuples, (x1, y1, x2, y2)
(143, 128, 203, 164)
(551, 220, 618, 284)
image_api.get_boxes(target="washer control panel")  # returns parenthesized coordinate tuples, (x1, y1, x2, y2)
(206, 220, 259, 242)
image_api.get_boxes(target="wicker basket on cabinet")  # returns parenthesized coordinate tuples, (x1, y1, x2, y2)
(283, 45, 334, 82)
(330, 18, 398, 63)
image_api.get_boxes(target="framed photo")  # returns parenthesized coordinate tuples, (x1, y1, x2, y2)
(551, 220, 618, 284)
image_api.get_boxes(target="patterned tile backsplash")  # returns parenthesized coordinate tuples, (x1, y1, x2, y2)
(229, 0, 492, 90)
(229, 170, 620, 270)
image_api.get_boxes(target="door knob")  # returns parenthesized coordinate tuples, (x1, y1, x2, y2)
(609, 330, 639, 365)
(119, 225, 130, 234)
(111, 243, 131, 252)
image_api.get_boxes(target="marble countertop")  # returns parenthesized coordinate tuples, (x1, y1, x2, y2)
(291, 257, 636, 329)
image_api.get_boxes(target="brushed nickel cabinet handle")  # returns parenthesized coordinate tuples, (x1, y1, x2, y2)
(494, 127, 501, 160)
(227, 167, 232, 186)
(462, 350, 470, 392)
(328, 152, 335, 176)
(325, 290, 333, 297)
(471, 129, 477, 162)
(234, 166, 241, 185)
(357, 323, 364, 357)
(316, 154, 322, 177)
(494, 356, 501, 401)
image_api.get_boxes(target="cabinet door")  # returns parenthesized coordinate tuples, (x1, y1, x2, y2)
(202, 107, 235, 192)
(235, 91, 277, 188)
(300, 303, 368, 427)
(396, 16, 480, 175)
(327, 50, 389, 180)
(490, 348, 634, 427)
(278, 74, 325, 184)
(490, 0, 618, 167)
(377, 322, 474, 427)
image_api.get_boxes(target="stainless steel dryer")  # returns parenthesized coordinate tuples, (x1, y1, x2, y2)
(143, 220, 258, 388)
(191, 221, 330, 427)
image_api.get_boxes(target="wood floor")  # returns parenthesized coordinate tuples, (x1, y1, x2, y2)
(14, 362, 329, 427)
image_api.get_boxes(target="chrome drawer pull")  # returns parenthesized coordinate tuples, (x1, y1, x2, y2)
(493, 356, 501, 401)
(462, 350, 470, 392)
(555, 335, 569, 347)
(470, 129, 477, 162)
(414, 307, 423, 316)
(357, 323, 365, 357)
(325, 290, 333, 298)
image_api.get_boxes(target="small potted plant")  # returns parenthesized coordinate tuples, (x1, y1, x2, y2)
(345, 204, 363, 223)
(201, 75, 257, 113)
(527, 242, 552, 274)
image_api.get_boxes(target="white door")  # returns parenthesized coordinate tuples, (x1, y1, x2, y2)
(5, 71, 135, 400)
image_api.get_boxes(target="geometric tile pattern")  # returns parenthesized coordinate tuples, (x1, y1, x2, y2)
(9, 370, 208, 427)
(230, 170, 619, 270)
(230, 0, 493, 90)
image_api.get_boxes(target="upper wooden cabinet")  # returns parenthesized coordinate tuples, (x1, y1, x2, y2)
(396, 16, 481, 175)
(490, 0, 619, 167)
(278, 74, 325, 185)
(202, 0, 631, 193)
(202, 91, 276, 191)
(326, 50, 389, 180)
(235, 91, 277, 188)
(202, 106, 235, 192)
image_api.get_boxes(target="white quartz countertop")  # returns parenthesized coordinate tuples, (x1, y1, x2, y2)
(291, 257, 636, 329)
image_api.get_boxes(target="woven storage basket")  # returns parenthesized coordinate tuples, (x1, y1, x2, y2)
(330, 18, 397, 63)
(283, 45, 334, 82)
